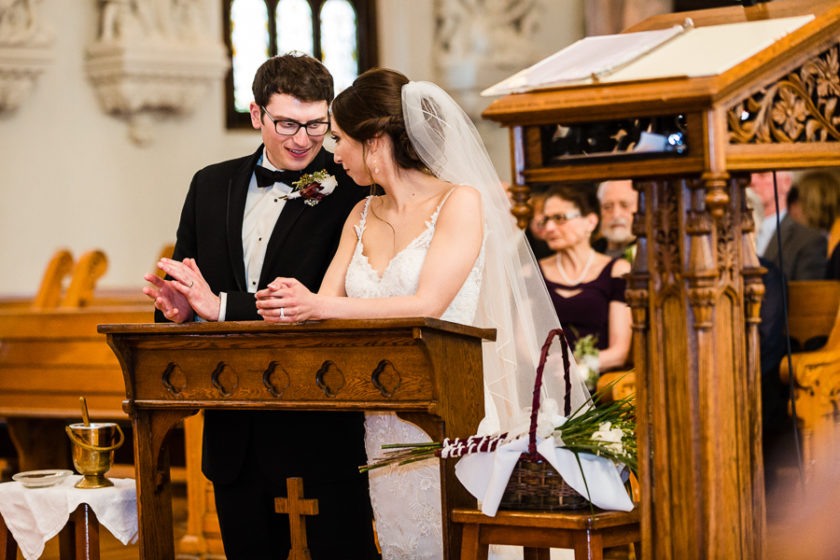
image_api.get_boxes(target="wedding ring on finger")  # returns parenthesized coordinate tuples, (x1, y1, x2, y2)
(280, 307, 285, 319)
(188, 280, 194, 288)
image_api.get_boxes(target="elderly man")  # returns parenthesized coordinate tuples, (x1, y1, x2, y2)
(593, 179, 638, 259)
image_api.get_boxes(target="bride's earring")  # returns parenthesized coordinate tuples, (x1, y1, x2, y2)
(373, 159, 380, 175)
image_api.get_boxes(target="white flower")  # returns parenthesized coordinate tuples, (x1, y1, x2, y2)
(319, 174, 337, 195)
(285, 170, 337, 206)
(535, 397, 566, 440)
(591, 421, 625, 455)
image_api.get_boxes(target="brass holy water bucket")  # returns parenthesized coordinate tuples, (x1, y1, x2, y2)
(65, 422, 125, 489)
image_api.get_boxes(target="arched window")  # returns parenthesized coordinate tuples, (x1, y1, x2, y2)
(223, 0, 377, 128)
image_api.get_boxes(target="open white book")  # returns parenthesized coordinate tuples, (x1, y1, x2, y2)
(481, 14, 815, 96)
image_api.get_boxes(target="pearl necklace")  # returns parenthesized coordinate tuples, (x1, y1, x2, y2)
(556, 249, 595, 286)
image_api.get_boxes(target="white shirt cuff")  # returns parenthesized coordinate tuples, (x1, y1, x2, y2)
(217, 292, 227, 322)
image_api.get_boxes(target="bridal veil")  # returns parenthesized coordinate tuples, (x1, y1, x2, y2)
(402, 81, 591, 434)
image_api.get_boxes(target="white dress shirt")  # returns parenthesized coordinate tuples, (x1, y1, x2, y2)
(218, 149, 294, 320)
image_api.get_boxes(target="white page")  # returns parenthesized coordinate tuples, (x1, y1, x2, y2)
(605, 14, 814, 82)
(481, 15, 815, 96)
(481, 26, 685, 96)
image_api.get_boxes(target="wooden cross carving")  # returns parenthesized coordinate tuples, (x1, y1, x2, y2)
(275, 477, 319, 560)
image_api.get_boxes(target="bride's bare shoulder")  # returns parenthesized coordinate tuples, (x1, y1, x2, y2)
(445, 183, 482, 206)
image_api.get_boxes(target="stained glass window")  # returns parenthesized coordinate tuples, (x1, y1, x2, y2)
(277, 0, 314, 56)
(224, 0, 377, 128)
(230, 0, 270, 113)
(320, 0, 357, 93)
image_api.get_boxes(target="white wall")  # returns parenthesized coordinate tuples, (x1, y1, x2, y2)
(0, 0, 253, 295)
(0, 0, 583, 297)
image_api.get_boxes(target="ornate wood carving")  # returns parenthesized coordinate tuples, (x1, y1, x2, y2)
(651, 180, 682, 294)
(728, 42, 840, 144)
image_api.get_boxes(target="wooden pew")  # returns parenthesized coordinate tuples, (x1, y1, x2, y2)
(0, 305, 152, 469)
(0, 249, 152, 471)
(780, 280, 840, 482)
(0, 247, 223, 557)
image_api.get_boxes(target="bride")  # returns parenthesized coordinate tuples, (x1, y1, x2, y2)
(256, 68, 590, 559)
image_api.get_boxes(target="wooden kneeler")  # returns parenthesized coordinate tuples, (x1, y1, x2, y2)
(275, 477, 319, 560)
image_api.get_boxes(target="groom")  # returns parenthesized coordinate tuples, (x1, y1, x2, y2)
(143, 53, 376, 559)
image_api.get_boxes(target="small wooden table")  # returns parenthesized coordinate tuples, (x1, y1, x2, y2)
(452, 508, 640, 560)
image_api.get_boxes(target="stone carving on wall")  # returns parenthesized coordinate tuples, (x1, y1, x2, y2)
(434, 0, 544, 118)
(85, 0, 229, 144)
(0, 0, 52, 113)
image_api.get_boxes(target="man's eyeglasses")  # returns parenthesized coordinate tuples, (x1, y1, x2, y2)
(260, 106, 330, 137)
(538, 212, 582, 228)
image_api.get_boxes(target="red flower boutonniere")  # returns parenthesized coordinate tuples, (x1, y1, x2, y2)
(284, 170, 337, 207)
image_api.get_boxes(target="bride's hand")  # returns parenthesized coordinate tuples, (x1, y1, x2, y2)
(256, 278, 320, 323)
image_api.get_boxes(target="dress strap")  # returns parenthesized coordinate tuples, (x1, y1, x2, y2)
(353, 196, 375, 240)
(428, 187, 457, 228)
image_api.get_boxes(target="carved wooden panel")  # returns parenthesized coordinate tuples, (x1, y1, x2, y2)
(729, 42, 840, 144)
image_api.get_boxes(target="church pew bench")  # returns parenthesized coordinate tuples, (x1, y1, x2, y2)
(780, 280, 840, 482)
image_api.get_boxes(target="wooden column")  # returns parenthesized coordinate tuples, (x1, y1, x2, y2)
(630, 174, 765, 559)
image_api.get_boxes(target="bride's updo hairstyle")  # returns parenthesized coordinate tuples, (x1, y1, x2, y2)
(331, 68, 430, 173)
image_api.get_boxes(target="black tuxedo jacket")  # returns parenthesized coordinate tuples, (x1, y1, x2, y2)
(164, 144, 364, 321)
(161, 145, 366, 484)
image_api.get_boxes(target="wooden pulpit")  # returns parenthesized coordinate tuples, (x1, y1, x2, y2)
(98, 318, 493, 560)
(481, 1, 840, 558)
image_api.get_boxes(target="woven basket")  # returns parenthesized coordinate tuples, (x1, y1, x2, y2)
(499, 328, 589, 511)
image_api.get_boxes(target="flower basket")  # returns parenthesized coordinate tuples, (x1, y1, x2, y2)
(499, 328, 589, 511)
(360, 327, 636, 515)
(499, 456, 589, 510)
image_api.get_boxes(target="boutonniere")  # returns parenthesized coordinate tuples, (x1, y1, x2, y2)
(285, 170, 337, 206)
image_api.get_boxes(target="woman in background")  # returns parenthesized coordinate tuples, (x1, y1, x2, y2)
(538, 185, 632, 379)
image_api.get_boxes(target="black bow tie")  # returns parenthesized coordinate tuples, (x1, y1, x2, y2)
(254, 166, 302, 188)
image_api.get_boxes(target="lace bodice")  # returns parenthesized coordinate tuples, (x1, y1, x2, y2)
(346, 190, 483, 560)
(345, 192, 484, 324)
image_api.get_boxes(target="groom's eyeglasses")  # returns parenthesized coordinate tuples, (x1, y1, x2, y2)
(260, 106, 330, 137)
(539, 212, 582, 228)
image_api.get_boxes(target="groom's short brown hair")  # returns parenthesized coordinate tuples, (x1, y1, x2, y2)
(252, 52, 334, 106)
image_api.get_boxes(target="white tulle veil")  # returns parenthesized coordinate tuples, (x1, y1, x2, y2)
(402, 81, 592, 434)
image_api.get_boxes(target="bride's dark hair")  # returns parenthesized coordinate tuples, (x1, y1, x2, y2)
(331, 68, 429, 173)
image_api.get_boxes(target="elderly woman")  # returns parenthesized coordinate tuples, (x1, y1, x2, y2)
(538, 184, 632, 377)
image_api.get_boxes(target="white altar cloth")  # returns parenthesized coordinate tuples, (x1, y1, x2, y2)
(0, 475, 137, 560)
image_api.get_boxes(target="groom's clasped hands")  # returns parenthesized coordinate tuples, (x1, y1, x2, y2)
(256, 278, 319, 323)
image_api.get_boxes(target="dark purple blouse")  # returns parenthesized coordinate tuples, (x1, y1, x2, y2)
(542, 258, 627, 351)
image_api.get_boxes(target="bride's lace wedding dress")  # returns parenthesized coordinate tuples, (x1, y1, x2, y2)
(345, 191, 483, 559)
